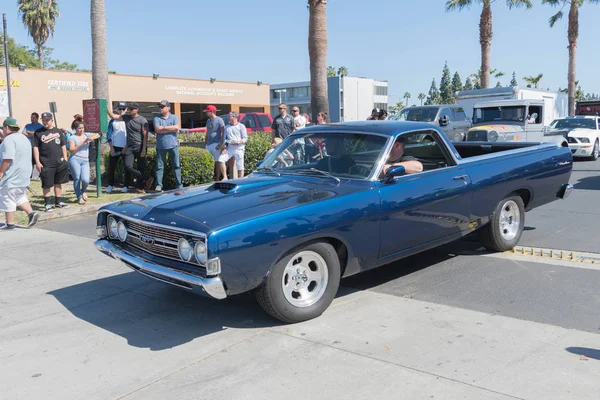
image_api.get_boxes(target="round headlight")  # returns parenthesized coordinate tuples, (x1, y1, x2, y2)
(108, 217, 118, 239)
(178, 238, 192, 262)
(488, 131, 499, 142)
(117, 221, 127, 242)
(453, 132, 464, 142)
(194, 241, 207, 264)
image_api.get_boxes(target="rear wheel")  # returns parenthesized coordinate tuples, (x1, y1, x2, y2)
(481, 196, 525, 252)
(255, 242, 341, 323)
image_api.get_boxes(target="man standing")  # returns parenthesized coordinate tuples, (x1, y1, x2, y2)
(153, 100, 181, 191)
(271, 103, 295, 141)
(219, 112, 248, 179)
(32, 112, 70, 212)
(203, 105, 226, 181)
(108, 103, 149, 194)
(22, 112, 43, 177)
(291, 107, 306, 130)
(0, 118, 40, 229)
(106, 102, 129, 193)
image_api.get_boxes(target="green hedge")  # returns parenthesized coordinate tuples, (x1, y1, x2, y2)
(148, 132, 206, 144)
(105, 131, 273, 188)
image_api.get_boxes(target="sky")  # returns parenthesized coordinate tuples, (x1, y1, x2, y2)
(3, 0, 600, 106)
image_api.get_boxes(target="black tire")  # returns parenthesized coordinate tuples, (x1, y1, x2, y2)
(255, 241, 341, 323)
(480, 195, 525, 252)
(588, 139, 599, 161)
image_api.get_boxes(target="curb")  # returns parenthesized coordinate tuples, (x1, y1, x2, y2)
(38, 202, 108, 223)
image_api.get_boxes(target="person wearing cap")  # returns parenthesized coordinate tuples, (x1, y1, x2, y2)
(219, 111, 248, 178)
(271, 103, 295, 141)
(106, 102, 129, 193)
(153, 100, 181, 191)
(203, 105, 226, 181)
(0, 118, 40, 229)
(380, 135, 423, 178)
(33, 112, 70, 212)
(108, 103, 150, 194)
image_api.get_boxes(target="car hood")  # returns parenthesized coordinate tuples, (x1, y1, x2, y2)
(564, 128, 598, 138)
(100, 175, 368, 234)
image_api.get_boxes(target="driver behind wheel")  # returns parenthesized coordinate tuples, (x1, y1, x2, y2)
(381, 136, 424, 178)
(315, 136, 356, 174)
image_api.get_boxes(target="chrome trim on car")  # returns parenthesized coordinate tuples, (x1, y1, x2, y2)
(95, 239, 227, 300)
(97, 210, 207, 239)
(558, 183, 574, 200)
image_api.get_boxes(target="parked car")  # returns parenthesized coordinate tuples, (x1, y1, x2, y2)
(183, 112, 273, 134)
(548, 116, 600, 160)
(465, 99, 569, 148)
(393, 105, 471, 142)
(95, 121, 574, 323)
(575, 100, 600, 116)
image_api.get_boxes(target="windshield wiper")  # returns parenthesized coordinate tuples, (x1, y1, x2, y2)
(291, 168, 341, 183)
(254, 167, 281, 176)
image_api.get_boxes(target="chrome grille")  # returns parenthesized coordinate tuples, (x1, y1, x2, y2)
(467, 130, 488, 141)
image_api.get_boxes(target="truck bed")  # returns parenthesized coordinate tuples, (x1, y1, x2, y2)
(453, 142, 542, 159)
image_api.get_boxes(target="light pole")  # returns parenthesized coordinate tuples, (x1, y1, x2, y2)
(275, 89, 287, 106)
(2, 13, 13, 117)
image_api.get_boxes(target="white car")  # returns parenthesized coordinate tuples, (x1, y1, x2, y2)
(549, 116, 600, 160)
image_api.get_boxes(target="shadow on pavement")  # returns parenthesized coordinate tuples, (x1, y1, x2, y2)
(573, 176, 600, 191)
(48, 273, 281, 351)
(566, 347, 600, 361)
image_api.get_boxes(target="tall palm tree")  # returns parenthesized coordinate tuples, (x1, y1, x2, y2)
(327, 65, 336, 77)
(308, 1, 329, 117)
(404, 92, 411, 107)
(91, 0, 109, 101)
(337, 66, 348, 77)
(17, 0, 60, 69)
(418, 93, 426, 106)
(446, 0, 532, 89)
(543, 0, 600, 116)
(522, 73, 543, 88)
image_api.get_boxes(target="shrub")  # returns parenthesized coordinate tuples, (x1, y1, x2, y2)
(244, 131, 272, 175)
(147, 132, 206, 144)
(104, 147, 214, 189)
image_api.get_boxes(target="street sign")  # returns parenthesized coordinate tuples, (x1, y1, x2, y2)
(82, 98, 108, 133)
(49, 101, 57, 113)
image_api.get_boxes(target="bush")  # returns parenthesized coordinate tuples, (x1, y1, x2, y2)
(104, 147, 214, 189)
(244, 131, 272, 175)
(147, 132, 206, 144)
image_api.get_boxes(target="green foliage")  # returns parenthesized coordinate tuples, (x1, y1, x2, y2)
(417, 93, 426, 105)
(425, 79, 440, 105)
(148, 132, 206, 144)
(463, 77, 474, 91)
(0, 34, 38, 67)
(244, 131, 272, 175)
(510, 71, 518, 86)
(439, 62, 454, 104)
(451, 72, 462, 98)
(327, 66, 337, 77)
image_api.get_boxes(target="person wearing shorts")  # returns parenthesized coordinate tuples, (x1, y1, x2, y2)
(203, 105, 226, 181)
(0, 118, 40, 229)
(219, 112, 248, 178)
(32, 112, 70, 212)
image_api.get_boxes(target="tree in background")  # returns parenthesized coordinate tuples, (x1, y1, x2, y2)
(523, 73, 543, 88)
(425, 79, 440, 105)
(494, 70, 505, 86)
(0, 35, 81, 70)
(404, 92, 411, 107)
(439, 62, 454, 104)
(327, 66, 336, 77)
(543, 0, 600, 116)
(452, 72, 463, 99)
(463, 77, 474, 91)
(510, 71, 519, 86)
(445, 0, 532, 89)
(17, 0, 60, 69)
(91, 0, 109, 101)
(337, 66, 348, 77)
(308, 0, 330, 117)
(418, 93, 426, 106)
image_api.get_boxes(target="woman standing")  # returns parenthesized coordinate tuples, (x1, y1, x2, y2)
(68, 122, 99, 204)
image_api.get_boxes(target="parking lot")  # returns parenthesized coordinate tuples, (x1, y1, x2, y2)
(1, 158, 599, 399)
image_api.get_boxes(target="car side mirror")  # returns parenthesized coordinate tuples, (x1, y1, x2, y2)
(385, 165, 406, 182)
(439, 116, 449, 126)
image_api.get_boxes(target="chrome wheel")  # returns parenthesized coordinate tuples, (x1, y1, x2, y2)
(593, 141, 599, 159)
(499, 200, 520, 241)
(282, 250, 329, 308)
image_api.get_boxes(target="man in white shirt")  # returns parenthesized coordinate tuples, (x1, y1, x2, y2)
(292, 107, 306, 130)
(219, 112, 248, 179)
(106, 102, 129, 193)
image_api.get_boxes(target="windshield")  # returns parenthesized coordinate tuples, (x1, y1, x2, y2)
(257, 132, 388, 179)
(396, 107, 439, 122)
(474, 106, 526, 123)
(550, 118, 596, 130)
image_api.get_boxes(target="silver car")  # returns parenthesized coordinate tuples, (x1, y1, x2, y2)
(393, 105, 471, 142)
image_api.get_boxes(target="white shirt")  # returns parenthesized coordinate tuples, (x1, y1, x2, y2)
(225, 123, 248, 150)
(110, 120, 127, 148)
(294, 115, 307, 130)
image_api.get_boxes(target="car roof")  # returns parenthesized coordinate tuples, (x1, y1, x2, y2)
(474, 99, 544, 108)
(560, 115, 598, 119)
(404, 104, 461, 109)
(292, 121, 438, 137)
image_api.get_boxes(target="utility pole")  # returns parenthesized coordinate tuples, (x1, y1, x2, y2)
(2, 13, 13, 117)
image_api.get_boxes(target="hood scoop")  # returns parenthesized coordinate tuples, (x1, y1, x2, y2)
(212, 182, 238, 191)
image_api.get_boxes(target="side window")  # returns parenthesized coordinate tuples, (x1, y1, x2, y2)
(439, 108, 452, 121)
(451, 107, 467, 121)
(241, 116, 256, 128)
(527, 106, 543, 124)
(258, 115, 272, 128)
(396, 131, 454, 173)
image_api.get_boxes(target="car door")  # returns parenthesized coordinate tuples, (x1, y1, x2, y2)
(377, 130, 473, 260)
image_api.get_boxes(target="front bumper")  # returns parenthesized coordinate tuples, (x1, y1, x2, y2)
(95, 239, 227, 300)
(568, 144, 594, 157)
(558, 183, 574, 200)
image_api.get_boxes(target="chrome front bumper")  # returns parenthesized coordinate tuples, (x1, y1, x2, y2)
(558, 183, 574, 200)
(95, 239, 227, 299)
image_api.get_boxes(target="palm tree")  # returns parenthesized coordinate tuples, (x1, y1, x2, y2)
(404, 92, 411, 107)
(446, 0, 532, 89)
(418, 93, 426, 106)
(543, 0, 600, 116)
(327, 66, 336, 77)
(91, 0, 109, 101)
(337, 66, 348, 77)
(308, 1, 329, 117)
(494, 70, 505, 86)
(395, 100, 404, 110)
(17, 0, 60, 69)
(522, 73, 543, 88)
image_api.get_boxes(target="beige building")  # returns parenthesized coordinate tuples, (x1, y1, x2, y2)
(0, 67, 270, 130)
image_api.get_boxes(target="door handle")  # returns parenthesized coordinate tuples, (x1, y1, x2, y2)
(453, 175, 468, 180)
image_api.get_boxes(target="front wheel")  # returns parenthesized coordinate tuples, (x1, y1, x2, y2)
(589, 139, 599, 161)
(255, 242, 341, 323)
(481, 196, 525, 252)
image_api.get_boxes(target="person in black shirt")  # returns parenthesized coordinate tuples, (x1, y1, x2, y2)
(32, 112, 70, 212)
(380, 136, 423, 178)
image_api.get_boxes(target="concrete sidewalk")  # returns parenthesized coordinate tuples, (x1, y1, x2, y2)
(1, 229, 599, 400)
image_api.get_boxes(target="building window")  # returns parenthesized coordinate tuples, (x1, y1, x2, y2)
(374, 86, 388, 96)
(290, 87, 309, 98)
(374, 102, 388, 110)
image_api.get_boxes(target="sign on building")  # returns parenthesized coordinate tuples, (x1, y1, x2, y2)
(83, 99, 108, 133)
(0, 92, 9, 117)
